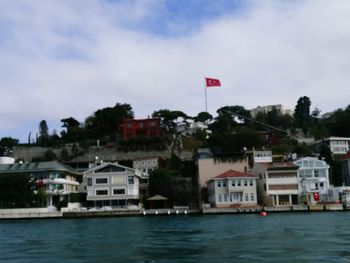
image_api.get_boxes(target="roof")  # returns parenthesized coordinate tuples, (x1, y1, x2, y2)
(84, 162, 140, 177)
(261, 162, 299, 170)
(213, 170, 255, 179)
(147, 195, 169, 201)
(0, 161, 81, 176)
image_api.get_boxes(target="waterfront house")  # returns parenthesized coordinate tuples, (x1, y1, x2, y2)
(84, 162, 141, 208)
(252, 162, 299, 206)
(197, 149, 249, 189)
(208, 170, 258, 208)
(0, 161, 80, 207)
(293, 157, 330, 204)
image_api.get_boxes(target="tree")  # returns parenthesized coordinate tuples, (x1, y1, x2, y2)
(0, 137, 19, 156)
(149, 169, 175, 200)
(194, 112, 213, 122)
(324, 105, 350, 137)
(152, 109, 190, 133)
(0, 173, 35, 208)
(61, 117, 82, 143)
(85, 103, 134, 140)
(38, 120, 49, 146)
(294, 96, 311, 131)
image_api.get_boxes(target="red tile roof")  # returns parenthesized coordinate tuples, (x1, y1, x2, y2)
(214, 170, 254, 179)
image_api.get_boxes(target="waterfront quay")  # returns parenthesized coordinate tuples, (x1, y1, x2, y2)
(0, 203, 346, 219)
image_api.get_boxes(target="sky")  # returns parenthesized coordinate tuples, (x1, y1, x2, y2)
(1, 0, 350, 142)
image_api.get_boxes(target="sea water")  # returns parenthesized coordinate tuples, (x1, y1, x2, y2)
(1, 212, 350, 262)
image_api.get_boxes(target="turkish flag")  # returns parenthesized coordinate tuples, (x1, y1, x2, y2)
(313, 192, 320, 201)
(205, 77, 221, 87)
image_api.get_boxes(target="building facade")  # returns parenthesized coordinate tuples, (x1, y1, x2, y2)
(208, 170, 258, 208)
(84, 162, 141, 208)
(119, 118, 161, 140)
(252, 162, 299, 206)
(293, 157, 330, 204)
(339, 152, 350, 186)
(133, 157, 159, 197)
(250, 104, 292, 118)
(0, 161, 80, 207)
(198, 155, 249, 189)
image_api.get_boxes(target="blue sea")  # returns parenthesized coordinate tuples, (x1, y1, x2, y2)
(1, 212, 350, 262)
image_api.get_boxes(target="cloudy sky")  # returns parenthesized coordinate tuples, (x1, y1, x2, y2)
(1, 0, 350, 142)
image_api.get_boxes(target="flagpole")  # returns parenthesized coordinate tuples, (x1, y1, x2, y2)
(204, 78, 208, 112)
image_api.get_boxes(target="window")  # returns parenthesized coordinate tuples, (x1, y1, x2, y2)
(320, 182, 324, 188)
(314, 170, 319, 177)
(264, 184, 267, 191)
(232, 180, 236, 187)
(113, 189, 125, 195)
(224, 194, 227, 202)
(140, 123, 144, 128)
(127, 123, 132, 129)
(245, 193, 248, 202)
(87, 178, 92, 186)
(96, 178, 108, 184)
(249, 180, 253, 186)
(250, 193, 254, 201)
(112, 176, 126, 184)
(128, 176, 134, 184)
(95, 165, 125, 173)
(217, 181, 221, 187)
(96, 190, 108, 195)
(223, 180, 227, 187)
(237, 180, 241, 187)
(218, 194, 222, 202)
(244, 180, 248, 186)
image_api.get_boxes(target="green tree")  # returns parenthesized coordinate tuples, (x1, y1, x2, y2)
(61, 117, 82, 143)
(152, 109, 190, 133)
(0, 137, 19, 156)
(0, 173, 35, 208)
(149, 169, 175, 200)
(294, 96, 311, 132)
(38, 120, 49, 146)
(194, 112, 213, 122)
(85, 103, 134, 141)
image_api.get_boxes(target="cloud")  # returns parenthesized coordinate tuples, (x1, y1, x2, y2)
(0, 0, 350, 141)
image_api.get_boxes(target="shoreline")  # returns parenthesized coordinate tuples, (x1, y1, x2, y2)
(0, 203, 347, 220)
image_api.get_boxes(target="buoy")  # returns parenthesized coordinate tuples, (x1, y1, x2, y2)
(259, 211, 267, 217)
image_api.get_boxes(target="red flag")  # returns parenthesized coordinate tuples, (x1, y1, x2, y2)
(205, 77, 221, 87)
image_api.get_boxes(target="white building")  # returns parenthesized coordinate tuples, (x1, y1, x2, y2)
(252, 162, 299, 206)
(250, 104, 292, 118)
(324, 137, 350, 155)
(208, 170, 258, 208)
(0, 161, 80, 207)
(293, 157, 330, 204)
(133, 157, 159, 197)
(84, 162, 141, 208)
